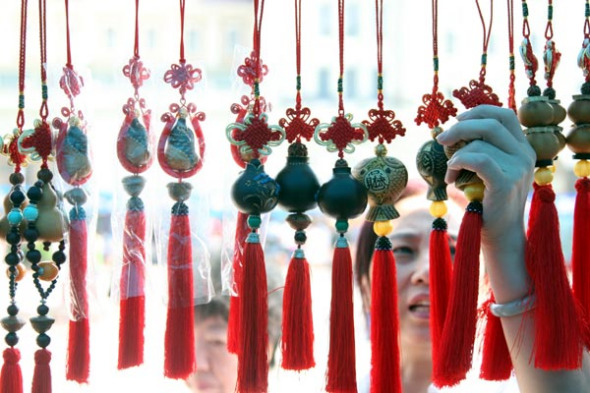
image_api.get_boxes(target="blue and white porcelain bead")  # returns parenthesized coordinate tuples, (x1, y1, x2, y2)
(7, 209, 23, 225)
(23, 205, 39, 222)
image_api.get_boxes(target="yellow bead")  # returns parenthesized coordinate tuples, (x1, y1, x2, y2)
(38, 261, 59, 282)
(463, 183, 485, 202)
(574, 160, 590, 178)
(6, 264, 26, 282)
(534, 167, 554, 185)
(429, 201, 448, 218)
(373, 220, 394, 237)
(549, 164, 556, 173)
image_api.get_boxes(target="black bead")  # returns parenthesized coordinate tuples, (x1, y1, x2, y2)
(294, 231, 307, 245)
(52, 251, 66, 265)
(43, 242, 50, 252)
(36, 333, 51, 348)
(4, 253, 19, 266)
(9, 172, 24, 186)
(37, 168, 53, 183)
(24, 227, 38, 242)
(316, 160, 368, 220)
(7, 304, 18, 316)
(6, 231, 20, 245)
(26, 249, 41, 264)
(27, 186, 42, 202)
(5, 332, 18, 347)
(37, 304, 49, 316)
(9, 190, 25, 206)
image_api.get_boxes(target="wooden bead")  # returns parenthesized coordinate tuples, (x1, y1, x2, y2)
(463, 183, 485, 202)
(6, 264, 26, 282)
(534, 167, 554, 185)
(429, 201, 448, 218)
(574, 160, 590, 178)
(38, 261, 59, 282)
(373, 220, 393, 237)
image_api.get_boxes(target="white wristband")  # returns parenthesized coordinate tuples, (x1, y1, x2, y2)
(489, 293, 536, 318)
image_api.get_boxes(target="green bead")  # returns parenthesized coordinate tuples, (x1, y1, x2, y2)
(335, 219, 349, 234)
(247, 215, 262, 230)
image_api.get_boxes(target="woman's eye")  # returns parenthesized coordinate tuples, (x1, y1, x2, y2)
(393, 246, 414, 258)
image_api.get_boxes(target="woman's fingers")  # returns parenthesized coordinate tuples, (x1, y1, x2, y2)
(457, 105, 526, 143)
(444, 140, 508, 188)
(437, 118, 520, 155)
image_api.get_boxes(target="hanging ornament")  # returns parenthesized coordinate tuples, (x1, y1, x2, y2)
(275, 0, 318, 372)
(0, 2, 29, 392)
(507, 0, 517, 112)
(567, 0, 590, 357)
(436, 0, 502, 387)
(225, 20, 271, 359)
(351, 1, 407, 392)
(414, 0, 459, 385)
(518, 0, 587, 371)
(50, 0, 93, 383)
(226, 1, 285, 391)
(116, 0, 153, 370)
(313, 1, 368, 391)
(17, 1, 69, 391)
(158, 0, 206, 380)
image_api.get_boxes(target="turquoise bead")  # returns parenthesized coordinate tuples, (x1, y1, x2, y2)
(23, 205, 39, 222)
(7, 209, 23, 225)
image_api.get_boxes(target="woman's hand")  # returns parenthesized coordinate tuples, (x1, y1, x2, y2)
(436, 105, 535, 256)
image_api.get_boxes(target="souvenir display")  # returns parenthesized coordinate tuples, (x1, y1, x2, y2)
(276, 0, 319, 372)
(414, 0, 457, 384)
(0, 1, 29, 392)
(157, 0, 206, 380)
(116, 0, 153, 370)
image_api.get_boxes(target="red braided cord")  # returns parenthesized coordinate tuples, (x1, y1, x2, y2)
(338, 0, 345, 114)
(375, 0, 384, 110)
(39, 0, 48, 120)
(295, 0, 301, 109)
(179, 0, 185, 63)
(585, 0, 590, 83)
(507, 0, 516, 111)
(432, 0, 439, 90)
(522, 0, 531, 38)
(252, 0, 265, 116)
(545, 0, 553, 40)
(476, 0, 494, 82)
(134, 0, 140, 58)
(65, 0, 72, 68)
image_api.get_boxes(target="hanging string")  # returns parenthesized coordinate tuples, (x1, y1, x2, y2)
(545, 0, 553, 41)
(432, 0, 439, 91)
(294, 0, 302, 109)
(134, 0, 140, 58)
(337, 0, 345, 114)
(39, 0, 48, 120)
(544, 0, 560, 90)
(252, 0, 265, 116)
(584, 0, 590, 83)
(179, 0, 186, 63)
(507, 0, 516, 111)
(65, 0, 72, 68)
(375, 0, 384, 110)
(476, 0, 494, 83)
(16, 0, 27, 133)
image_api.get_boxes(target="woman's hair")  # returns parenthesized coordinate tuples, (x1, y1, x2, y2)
(354, 180, 467, 287)
(354, 180, 426, 288)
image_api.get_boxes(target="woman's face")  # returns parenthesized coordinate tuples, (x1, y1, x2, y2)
(190, 315, 238, 393)
(362, 195, 462, 348)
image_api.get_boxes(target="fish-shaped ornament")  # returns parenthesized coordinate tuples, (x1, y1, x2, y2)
(352, 143, 407, 222)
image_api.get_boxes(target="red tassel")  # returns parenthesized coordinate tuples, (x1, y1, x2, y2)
(434, 201, 482, 387)
(526, 183, 584, 369)
(281, 253, 315, 371)
(480, 295, 512, 381)
(370, 239, 401, 393)
(326, 239, 356, 393)
(118, 208, 147, 369)
(429, 221, 453, 367)
(228, 211, 249, 354)
(573, 178, 590, 326)
(1, 348, 23, 393)
(164, 209, 196, 379)
(31, 349, 51, 393)
(66, 217, 90, 383)
(237, 236, 268, 393)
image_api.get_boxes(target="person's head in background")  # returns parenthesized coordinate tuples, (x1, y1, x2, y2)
(189, 261, 283, 393)
(355, 180, 465, 377)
